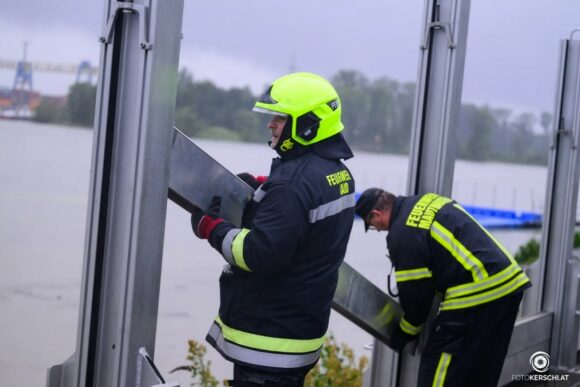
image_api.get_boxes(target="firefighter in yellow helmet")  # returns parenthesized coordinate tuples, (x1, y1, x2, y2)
(190, 73, 356, 386)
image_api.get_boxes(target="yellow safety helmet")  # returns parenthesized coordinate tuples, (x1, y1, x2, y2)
(253, 72, 344, 146)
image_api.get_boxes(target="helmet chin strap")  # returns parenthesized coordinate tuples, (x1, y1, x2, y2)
(272, 118, 292, 152)
(270, 118, 308, 159)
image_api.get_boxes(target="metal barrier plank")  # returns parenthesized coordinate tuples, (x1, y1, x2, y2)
(168, 128, 253, 227)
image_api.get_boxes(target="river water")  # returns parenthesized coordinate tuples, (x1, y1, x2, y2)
(0, 120, 548, 386)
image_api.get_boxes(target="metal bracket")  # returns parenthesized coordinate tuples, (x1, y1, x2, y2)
(421, 21, 456, 50)
(551, 116, 577, 150)
(136, 348, 179, 387)
(99, 1, 152, 50)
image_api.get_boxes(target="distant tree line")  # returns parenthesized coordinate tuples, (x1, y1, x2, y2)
(33, 68, 552, 165)
(34, 82, 96, 128)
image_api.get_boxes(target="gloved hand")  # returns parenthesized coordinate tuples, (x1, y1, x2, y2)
(237, 173, 268, 190)
(390, 325, 416, 352)
(191, 196, 224, 239)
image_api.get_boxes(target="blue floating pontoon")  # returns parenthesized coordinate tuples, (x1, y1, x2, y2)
(461, 205, 542, 229)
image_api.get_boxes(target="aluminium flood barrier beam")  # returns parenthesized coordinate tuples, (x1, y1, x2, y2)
(381, 1, 472, 386)
(46, 1, 184, 386)
(538, 35, 580, 371)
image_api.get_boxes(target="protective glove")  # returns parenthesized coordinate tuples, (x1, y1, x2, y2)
(190, 196, 224, 240)
(237, 172, 268, 190)
(389, 324, 417, 352)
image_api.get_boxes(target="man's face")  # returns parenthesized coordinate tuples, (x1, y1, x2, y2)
(366, 209, 390, 232)
(268, 115, 287, 149)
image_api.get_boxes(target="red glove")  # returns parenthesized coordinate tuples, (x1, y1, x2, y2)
(237, 173, 268, 189)
(190, 196, 224, 239)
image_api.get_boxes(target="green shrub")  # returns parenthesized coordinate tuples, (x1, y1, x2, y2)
(171, 340, 221, 387)
(304, 334, 368, 387)
(513, 238, 540, 266)
(513, 231, 580, 266)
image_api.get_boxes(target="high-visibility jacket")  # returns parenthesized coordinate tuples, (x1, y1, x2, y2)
(387, 193, 531, 339)
(205, 147, 355, 371)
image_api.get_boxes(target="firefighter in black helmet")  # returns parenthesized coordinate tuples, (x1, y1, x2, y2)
(190, 73, 356, 386)
(356, 188, 531, 387)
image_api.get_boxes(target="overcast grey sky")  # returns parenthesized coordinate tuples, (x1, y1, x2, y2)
(1, 0, 579, 115)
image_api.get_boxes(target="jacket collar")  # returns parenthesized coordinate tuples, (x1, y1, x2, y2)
(272, 133, 354, 162)
(390, 196, 405, 225)
(311, 133, 354, 160)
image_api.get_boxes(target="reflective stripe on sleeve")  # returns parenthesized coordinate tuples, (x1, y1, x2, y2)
(395, 268, 432, 282)
(221, 229, 239, 266)
(221, 228, 251, 271)
(232, 229, 251, 271)
(253, 186, 266, 203)
(399, 316, 422, 335)
(309, 193, 355, 223)
(206, 318, 324, 369)
(430, 221, 489, 281)
(432, 353, 452, 387)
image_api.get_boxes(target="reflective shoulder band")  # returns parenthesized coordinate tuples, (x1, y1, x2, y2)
(453, 203, 517, 265)
(430, 221, 488, 281)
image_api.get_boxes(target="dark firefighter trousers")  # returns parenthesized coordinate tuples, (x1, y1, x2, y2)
(418, 291, 523, 387)
(226, 364, 314, 387)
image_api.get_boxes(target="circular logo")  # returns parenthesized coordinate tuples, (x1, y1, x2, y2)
(529, 351, 550, 373)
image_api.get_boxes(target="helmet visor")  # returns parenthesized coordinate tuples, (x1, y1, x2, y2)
(252, 106, 288, 117)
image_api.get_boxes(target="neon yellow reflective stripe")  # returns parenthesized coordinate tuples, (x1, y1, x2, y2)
(399, 316, 422, 335)
(215, 316, 325, 353)
(454, 204, 517, 265)
(430, 221, 489, 281)
(441, 272, 529, 310)
(445, 263, 521, 300)
(395, 268, 432, 282)
(432, 353, 452, 387)
(232, 228, 251, 272)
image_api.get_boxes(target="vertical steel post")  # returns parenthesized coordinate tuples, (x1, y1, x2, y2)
(539, 36, 580, 370)
(368, 0, 471, 385)
(46, 0, 183, 386)
(406, 0, 470, 197)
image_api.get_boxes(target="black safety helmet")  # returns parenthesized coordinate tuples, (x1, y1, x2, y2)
(355, 188, 384, 232)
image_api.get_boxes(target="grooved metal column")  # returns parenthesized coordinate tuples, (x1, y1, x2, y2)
(407, 0, 470, 197)
(539, 36, 580, 370)
(46, 1, 184, 386)
(367, 0, 471, 386)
